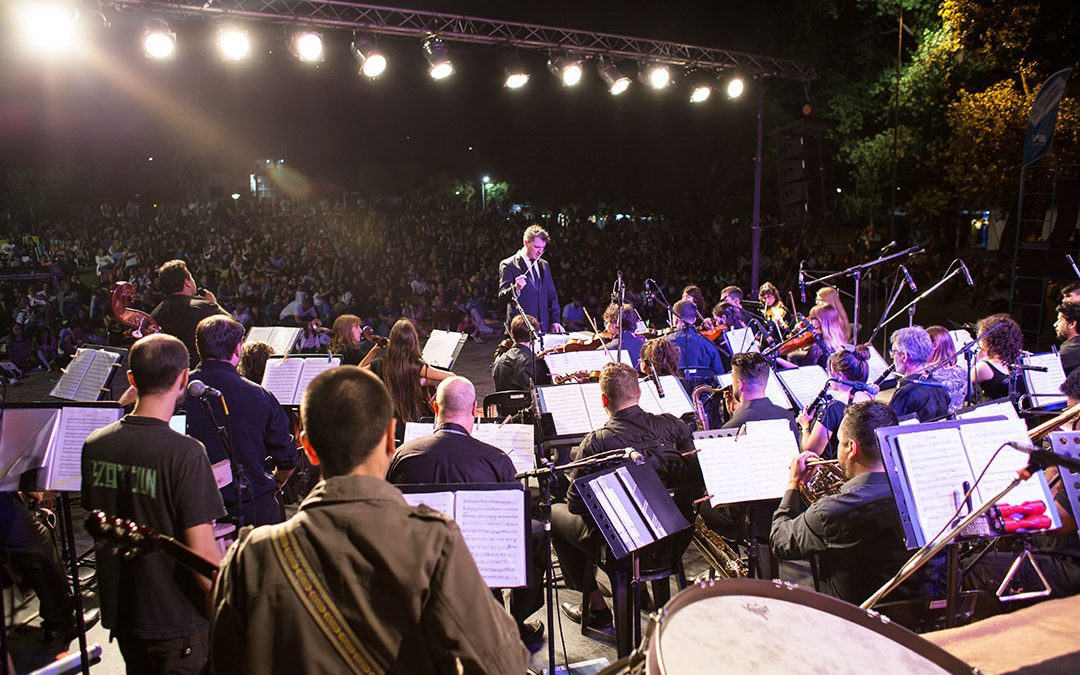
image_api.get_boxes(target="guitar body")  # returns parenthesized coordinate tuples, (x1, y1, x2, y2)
(85, 510, 219, 581)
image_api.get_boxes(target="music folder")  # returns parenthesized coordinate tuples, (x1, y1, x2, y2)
(694, 419, 800, 507)
(398, 483, 530, 588)
(576, 461, 689, 560)
(50, 347, 123, 402)
(260, 354, 341, 406)
(421, 330, 468, 370)
(245, 326, 302, 355)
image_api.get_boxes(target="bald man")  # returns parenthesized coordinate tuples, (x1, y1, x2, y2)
(386, 376, 544, 650)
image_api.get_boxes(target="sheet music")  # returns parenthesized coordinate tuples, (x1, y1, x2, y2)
(579, 382, 609, 430)
(42, 406, 122, 491)
(958, 419, 1056, 519)
(422, 330, 465, 370)
(402, 422, 434, 444)
(697, 426, 799, 505)
(1022, 352, 1067, 408)
(544, 350, 631, 377)
(401, 490, 455, 518)
(775, 366, 830, 411)
(539, 386, 594, 436)
(642, 376, 694, 418)
(895, 428, 974, 544)
(955, 401, 1019, 421)
(725, 327, 760, 354)
(532, 333, 570, 353)
(74, 351, 119, 402)
(246, 326, 301, 355)
(949, 330, 975, 352)
(472, 424, 536, 474)
(866, 345, 893, 385)
(294, 358, 340, 404)
(261, 358, 306, 405)
(455, 490, 528, 587)
(49, 349, 94, 400)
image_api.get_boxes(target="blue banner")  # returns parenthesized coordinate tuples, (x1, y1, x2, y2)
(1022, 68, 1072, 166)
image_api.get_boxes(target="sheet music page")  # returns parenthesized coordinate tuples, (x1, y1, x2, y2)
(895, 428, 974, 544)
(1022, 352, 1067, 408)
(43, 407, 122, 491)
(422, 330, 463, 370)
(776, 366, 830, 411)
(764, 371, 794, 409)
(958, 419, 1054, 516)
(401, 491, 456, 519)
(268, 327, 302, 355)
(538, 386, 592, 436)
(579, 382, 609, 431)
(650, 376, 694, 418)
(532, 333, 570, 353)
(402, 422, 435, 445)
(577, 350, 631, 372)
(697, 429, 798, 505)
(455, 489, 528, 587)
(949, 330, 975, 352)
(473, 424, 536, 474)
(73, 350, 120, 402)
(261, 358, 305, 405)
(0, 409, 59, 485)
(246, 326, 274, 344)
(294, 358, 341, 405)
(636, 379, 665, 417)
(866, 345, 893, 385)
(956, 401, 1019, 421)
(590, 471, 652, 552)
(543, 352, 580, 377)
(725, 327, 760, 355)
(49, 349, 93, 400)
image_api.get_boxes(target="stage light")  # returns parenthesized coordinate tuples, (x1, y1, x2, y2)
(640, 61, 671, 89)
(423, 37, 453, 80)
(726, 76, 745, 99)
(687, 70, 713, 103)
(690, 84, 712, 103)
(597, 57, 630, 96)
(218, 27, 251, 61)
(352, 38, 386, 79)
(15, 2, 79, 57)
(502, 51, 529, 89)
(143, 24, 176, 60)
(547, 54, 583, 87)
(293, 31, 324, 63)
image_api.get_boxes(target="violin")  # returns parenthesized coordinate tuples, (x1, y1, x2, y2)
(777, 321, 821, 357)
(493, 338, 515, 359)
(701, 323, 730, 342)
(537, 332, 613, 359)
(637, 326, 674, 340)
(360, 325, 389, 348)
(109, 282, 161, 339)
(553, 369, 603, 385)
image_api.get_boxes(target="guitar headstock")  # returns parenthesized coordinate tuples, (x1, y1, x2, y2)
(85, 510, 162, 561)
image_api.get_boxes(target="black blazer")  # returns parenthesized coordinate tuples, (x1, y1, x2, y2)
(498, 251, 561, 332)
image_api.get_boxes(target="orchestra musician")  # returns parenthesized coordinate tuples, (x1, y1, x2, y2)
(925, 326, 968, 413)
(639, 336, 681, 378)
(361, 318, 454, 439)
(82, 334, 225, 673)
(603, 302, 645, 369)
(773, 402, 943, 605)
(665, 299, 724, 373)
(237, 340, 274, 383)
(797, 346, 874, 459)
(491, 314, 549, 391)
(498, 224, 565, 334)
(970, 313, 1027, 401)
(781, 303, 849, 370)
(758, 281, 791, 337)
(887, 326, 951, 422)
(150, 259, 227, 368)
(1054, 301, 1080, 376)
(815, 286, 852, 342)
(329, 313, 373, 366)
(719, 285, 744, 308)
(210, 367, 529, 674)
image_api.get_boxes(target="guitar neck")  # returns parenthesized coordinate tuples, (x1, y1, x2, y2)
(153, 532, 220, 581)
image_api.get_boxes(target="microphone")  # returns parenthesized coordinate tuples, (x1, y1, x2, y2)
(958, 260, 974, 287)
(798, 260, 806, 303)
(899, 265, 917, 293)
(1009, 363, 1048, 373)
(645, 360, 665, 398)
(624, 448, 647, 465)
(187, 381, 222, 399)
(832, 378, 880, 396)
(1005, 441, 1080, 473)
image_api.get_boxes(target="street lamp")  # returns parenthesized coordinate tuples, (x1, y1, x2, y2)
(481, 175, 491, 210)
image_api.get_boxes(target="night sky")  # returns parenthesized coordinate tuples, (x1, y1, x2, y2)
(0, 2, 823, 211)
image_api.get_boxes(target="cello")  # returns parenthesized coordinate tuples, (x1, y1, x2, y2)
(109, 282, 161, 339)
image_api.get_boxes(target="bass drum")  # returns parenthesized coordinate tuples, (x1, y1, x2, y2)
(602, 579, 973, 675)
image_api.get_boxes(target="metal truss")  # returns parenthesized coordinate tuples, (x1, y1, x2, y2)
(99, 0, 816, 81)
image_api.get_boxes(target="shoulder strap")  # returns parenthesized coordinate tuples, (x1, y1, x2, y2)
(269, 522, 386, 675)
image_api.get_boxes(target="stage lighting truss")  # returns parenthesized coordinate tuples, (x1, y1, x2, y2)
(143, 19, 176, 60)
(293, 31, 324, 63)
(502, 50, 529, 89)
(218, 26, 252, 61)
(639, 60, 671, 90)
(547, 53, 583, 87)
(423, 36, 453, 79)
(596, 57, 630, 96)
(352, 37, 386, 78)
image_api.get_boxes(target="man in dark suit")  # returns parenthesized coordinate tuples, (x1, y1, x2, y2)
(150, 259, 227, 368)
(498, 224, 564, 334)
(387, 376, 544, 651)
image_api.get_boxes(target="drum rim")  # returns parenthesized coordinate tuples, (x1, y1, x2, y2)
(648, 579, 973, 675)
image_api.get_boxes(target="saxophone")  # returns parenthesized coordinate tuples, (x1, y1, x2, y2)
(691, 385, 725, 431)
(691, 515, 748, 578)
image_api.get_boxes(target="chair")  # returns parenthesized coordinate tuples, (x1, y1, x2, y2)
(483, 390, 532, 419)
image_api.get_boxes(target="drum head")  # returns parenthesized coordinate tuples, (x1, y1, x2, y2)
(648, 580, 972, 675)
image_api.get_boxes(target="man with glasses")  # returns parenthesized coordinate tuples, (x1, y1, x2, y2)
(888, 327, 951, 422)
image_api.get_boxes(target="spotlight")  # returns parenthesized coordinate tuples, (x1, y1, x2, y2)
(687, 71, 712, 103)
(726, 76, 745, 99)
(639, 61, 671, 89)
(15, 1, 79, 57)
(423, 37, 453, 80)
(293, 31, 324, 63)
(596, 57, 630, 96)
(143, 26, 176, 60)
(502, 51, 529, 89)
(218, 27, 251, 61)
(547, 54, 583, 87)
(352, 38, 386, 79)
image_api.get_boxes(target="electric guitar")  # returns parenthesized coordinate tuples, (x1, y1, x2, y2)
(84, 510, 219, 581)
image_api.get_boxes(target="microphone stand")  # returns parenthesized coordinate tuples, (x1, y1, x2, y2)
(915, 320, 1005, 406)
(645, 279, 674, 329)
(614, 272, 625, 364)
(198, 395, 249, 528)
(878, 265, 966, 330)
(864, 273, 908, 348)
(803, 245, 923, 343)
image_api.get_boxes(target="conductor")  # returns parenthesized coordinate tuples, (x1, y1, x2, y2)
(499, 224, 565, 334)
